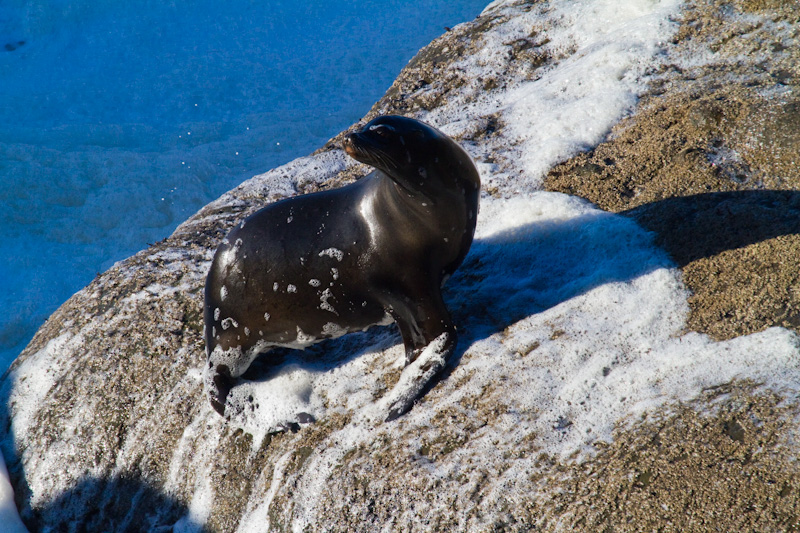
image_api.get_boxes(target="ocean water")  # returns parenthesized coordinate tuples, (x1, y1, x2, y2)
(0, 0, 490, 370)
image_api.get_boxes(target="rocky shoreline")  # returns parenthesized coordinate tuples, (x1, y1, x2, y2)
(2, 0, 799, 530)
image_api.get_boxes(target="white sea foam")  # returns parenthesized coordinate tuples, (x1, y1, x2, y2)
(502, 0, 681, 185)
(166, 411, 224, 533)
(0, 451, 27, 532)
(317, 248, 344, 262)
(424, 0, 682, 194)
(6, 334, 77, 444)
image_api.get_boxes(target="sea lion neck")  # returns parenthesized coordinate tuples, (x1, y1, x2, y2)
(364, 169, 441, 219)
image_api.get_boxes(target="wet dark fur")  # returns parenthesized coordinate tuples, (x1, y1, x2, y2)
(204, 115, 480, 421)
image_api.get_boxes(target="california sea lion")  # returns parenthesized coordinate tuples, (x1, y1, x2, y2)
(204, 115, 480, 424)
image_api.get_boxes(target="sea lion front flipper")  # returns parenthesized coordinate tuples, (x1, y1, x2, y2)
(381, 283, 457, 420)
(383, 331, 455, 421)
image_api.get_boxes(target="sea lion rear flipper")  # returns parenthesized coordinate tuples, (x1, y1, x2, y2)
(208, 364, 234, 416)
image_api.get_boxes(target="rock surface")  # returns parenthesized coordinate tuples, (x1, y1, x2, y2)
(3, 0, 800, 531)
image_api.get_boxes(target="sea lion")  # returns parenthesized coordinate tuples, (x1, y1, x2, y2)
(204, 115, 480, 424)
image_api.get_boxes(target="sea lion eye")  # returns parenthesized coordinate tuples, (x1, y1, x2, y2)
(369, 124, 394, 138)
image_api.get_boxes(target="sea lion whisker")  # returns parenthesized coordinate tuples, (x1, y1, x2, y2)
(374, 152, 398, 171)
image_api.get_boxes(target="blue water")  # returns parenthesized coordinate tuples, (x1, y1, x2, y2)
(0, 0, 489, 369)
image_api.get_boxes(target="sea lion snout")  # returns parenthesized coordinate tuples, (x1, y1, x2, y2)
(342, 132, 358, 156)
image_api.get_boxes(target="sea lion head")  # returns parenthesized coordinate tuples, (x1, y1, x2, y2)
(343, 115, 479, 196)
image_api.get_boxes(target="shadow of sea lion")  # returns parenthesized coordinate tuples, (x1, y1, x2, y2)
(621, 190, 800, 267)
(6, 473, 204, 532)
(440, 189, 800, 381)
(447, 198, 672, 340)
